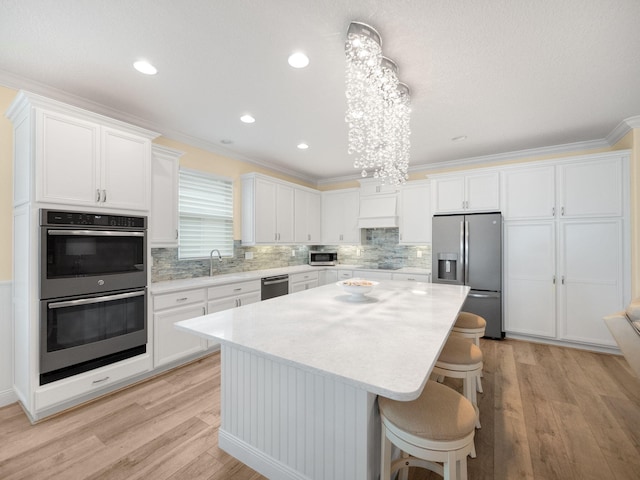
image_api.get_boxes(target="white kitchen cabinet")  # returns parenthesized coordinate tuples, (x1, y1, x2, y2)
(503, 151, 630, 349)
(392, 273, 431, 282)
(7, 91, 158, 212)
(353, 270, 393, 281)
(431, 170, 499, 214)
(207, 280, 261, 310)
(321, 189, 360, 244)
(318, 269, 339, 286)
(149, 145, 183, 247)
(501, 154, 624, 220)
(294, 188, 321, 243)
(336, 270, 354, 280)
(153, 289, 208, 367)
(242, 173, 295, 245)
(399, 180, 431, 244)
(289, 271, 319, 293)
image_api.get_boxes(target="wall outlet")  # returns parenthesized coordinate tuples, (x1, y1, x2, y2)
(356, 248, 361, 257)
(244, 252, 253, 260)
(291, 249, 296, 257)
(417, 250, 423, 258)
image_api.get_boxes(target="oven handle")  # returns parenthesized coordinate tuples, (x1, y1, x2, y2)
(48, 290, 145, 309)
(47, 230, 145, 237)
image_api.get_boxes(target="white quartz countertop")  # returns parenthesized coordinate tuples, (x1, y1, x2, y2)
(176, 281, 468, 401)
(149, 264, 430, 294)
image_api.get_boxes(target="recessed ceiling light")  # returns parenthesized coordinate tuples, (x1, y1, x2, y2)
(297, 143, 309, 150)
(240, 114, 256, 124)
(133, 60, 157, 75)
(288, 52, 309, 68)
(451, 135, 467, 142)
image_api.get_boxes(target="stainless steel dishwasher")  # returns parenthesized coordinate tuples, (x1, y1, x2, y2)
(261, 274, 289, 300)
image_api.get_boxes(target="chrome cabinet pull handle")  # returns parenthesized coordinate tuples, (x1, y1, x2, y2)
(92, 376, 110, 385)
(96, 189, 101, 202)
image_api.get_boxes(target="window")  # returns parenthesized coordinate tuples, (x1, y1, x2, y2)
(178, 168, 233, 259)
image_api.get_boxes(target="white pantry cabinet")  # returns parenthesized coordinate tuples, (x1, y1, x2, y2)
(6, 92, 158, 211)
(503, 151, 630, 349)
(150, 145, 183, 247)
(153, 288, 208, 367)
(430, 170, 499, 214)
(241, 173, 295, 245)
(321, 188, 360, 244)
(399, 180, 431, 244)
(294, 187, 321, 243)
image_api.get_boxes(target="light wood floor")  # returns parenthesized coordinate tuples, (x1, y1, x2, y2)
(1, 339, 639, 479)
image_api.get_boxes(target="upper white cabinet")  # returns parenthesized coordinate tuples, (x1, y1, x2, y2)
(6, 91, 158, 211)
(399, 180, 431, 244)
(431, 170, 500, 214)
(150, 145, 183, 247)
(501, 154, 624, 220)
(242, 173, 295, 245)
(294, 188, 321, 243)
(321, 188, 360, 244)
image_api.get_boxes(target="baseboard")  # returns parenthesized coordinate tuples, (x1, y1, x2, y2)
(218, 428, 311, 480)
(505, 332, 621, 355)
(0, 388, 17, 408)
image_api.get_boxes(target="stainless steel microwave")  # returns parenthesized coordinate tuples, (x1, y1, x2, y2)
(309, 251, 337, 266)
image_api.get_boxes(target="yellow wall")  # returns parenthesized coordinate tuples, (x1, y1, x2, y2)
(0, 86, 15, 281)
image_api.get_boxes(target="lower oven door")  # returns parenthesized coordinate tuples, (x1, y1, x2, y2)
(40, 288, 147, 382)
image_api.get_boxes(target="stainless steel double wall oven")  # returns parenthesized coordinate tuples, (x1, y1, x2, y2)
(39, 209, 148, 385)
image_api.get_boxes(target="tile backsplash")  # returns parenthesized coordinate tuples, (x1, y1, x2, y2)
(151, 228, 431, 282)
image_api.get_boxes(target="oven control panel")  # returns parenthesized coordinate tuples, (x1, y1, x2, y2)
(42, 210, 146, 228)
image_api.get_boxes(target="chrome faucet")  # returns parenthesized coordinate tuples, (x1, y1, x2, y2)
(209, 249, 222, 276)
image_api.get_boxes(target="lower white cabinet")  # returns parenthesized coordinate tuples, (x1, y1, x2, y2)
(153, 289, 208, 367)
(207, 280, 261, 348)
(289, 271, 319, 293)
(319, 269, 338, 286)
(353, 270, 393, 281)
(337, 270, 354, 281)
(392, 273, 431, 282)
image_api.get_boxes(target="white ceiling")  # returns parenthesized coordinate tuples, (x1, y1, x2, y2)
(1, 0, 640, 184)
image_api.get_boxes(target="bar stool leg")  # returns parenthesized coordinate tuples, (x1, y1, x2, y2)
(381, 424, 392, 479)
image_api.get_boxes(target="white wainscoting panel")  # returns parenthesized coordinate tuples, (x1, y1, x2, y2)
(0, 281, 16, 407)
(220, 345, 380, 480)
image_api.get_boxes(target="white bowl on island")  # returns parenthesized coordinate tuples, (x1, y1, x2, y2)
(337, 278, 379, 299)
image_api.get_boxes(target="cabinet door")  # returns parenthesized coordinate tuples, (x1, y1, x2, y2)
(237, 291, 261, 307)
(37, 109, 99, 206)
(558, 157, 623, 218)
(254, 178, 277, 243)
(501, 165, 555, 219)
(341, 190, 360, 243)
(465, 172, 500, 211)
(399, 182, 431, 244)
(503, 221, 556, 338)
(321, 192, 344, 244)
(150, 150, 179, 246)
(307, 191, 321, 243)
(101, 127, 150, 211)
(432, 176, 465, 213)
(154, 304, 207, 367)
(319, 269, 338, 286)
(276, 183, 294, 243)
(558, 219, 623, 346)
(295, 189, 321, 243)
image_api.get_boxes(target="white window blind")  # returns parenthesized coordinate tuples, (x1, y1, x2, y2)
(178, 168, 233, 259)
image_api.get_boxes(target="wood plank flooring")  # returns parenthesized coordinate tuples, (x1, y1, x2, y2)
(1, 339, 639, 479)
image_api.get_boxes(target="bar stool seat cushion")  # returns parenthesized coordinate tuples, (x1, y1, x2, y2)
(625, 299, 640, 321)
(378, 381, 476, 442)
(454, 312, 487, 330)
(438, 336, 483, 366)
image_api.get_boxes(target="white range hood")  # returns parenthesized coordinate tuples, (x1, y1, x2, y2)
(357, 193, 399, 228)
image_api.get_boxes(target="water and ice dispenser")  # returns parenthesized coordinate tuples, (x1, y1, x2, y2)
(436, 253, 459, 281)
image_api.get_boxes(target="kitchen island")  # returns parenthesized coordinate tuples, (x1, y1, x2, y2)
(176, 280, 469, 480)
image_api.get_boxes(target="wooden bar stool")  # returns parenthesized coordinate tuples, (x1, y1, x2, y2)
(432, 336, 483, 430)
(379, 380, 476, 480)
(451, 312, 486, 393)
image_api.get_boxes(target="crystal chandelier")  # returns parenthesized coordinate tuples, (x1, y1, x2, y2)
(345, 22, 411, 185)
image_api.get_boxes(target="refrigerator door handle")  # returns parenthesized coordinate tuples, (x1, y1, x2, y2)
(464, 220, 470, 283)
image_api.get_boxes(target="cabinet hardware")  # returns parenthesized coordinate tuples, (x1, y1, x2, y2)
(308, 234, 311, 241)
(202, 307, 206, 315)
(552, 207, 555, 216)
(175, 229, 179, 239)
(92, 376, 110, 385)
(102, 189, 107, 203)
(561, 206, 565, 216)
(233, 288, 242, 292)
(96, 189, 101, 202)
(552, 275, 556, 284)
(561, 275, 565, 284)
(238, 299, 242, 306)
(176, 297, 188, 302)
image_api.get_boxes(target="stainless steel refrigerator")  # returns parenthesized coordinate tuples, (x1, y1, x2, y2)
(432, 212, 503, 338)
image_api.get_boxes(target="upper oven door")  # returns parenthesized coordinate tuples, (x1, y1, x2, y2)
(41, 227, 146, 299)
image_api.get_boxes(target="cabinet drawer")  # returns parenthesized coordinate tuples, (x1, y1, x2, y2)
(153, 288, 206, 311)
(337, 270, 354, 280)
(208, 280, 260, 299)
(289, 271, 319, 284)
(392, 273, 431, 282)
(35, 353, 151, 411)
